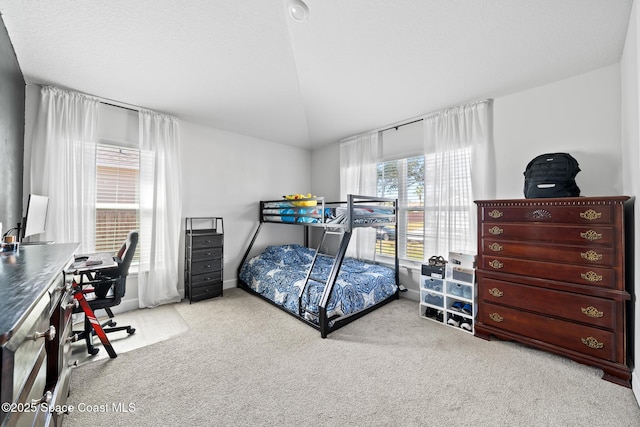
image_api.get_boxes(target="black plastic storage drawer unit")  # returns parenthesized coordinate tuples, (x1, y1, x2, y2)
(185, 217, 224, 303)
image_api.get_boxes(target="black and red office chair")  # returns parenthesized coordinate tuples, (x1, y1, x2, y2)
(73, 231, 138, 356)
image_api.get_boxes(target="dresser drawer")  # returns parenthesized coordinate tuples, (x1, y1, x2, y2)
(479, 278, 617, 329)
(190, 233, 223, 249)
(480, 204, 614, 224)
(190, 258, 223, 275)
(191, 247, 222, 262)
(191, 270, 222, 285)
(481, 239, 616, 266)
(191, 282, 223, 301)
(480, 256, 616, 288)
(8, 349, 50, 427)
(481, 223, 615, 246)
(8, 293, 53, 403)
(479, 303, 618, 361)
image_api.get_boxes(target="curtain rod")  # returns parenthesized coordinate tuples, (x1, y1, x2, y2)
(341, 98, 492, 143)
(379, 118, 423, 133)
(100, 101, 139, 113)
(32, 84, 142, 113)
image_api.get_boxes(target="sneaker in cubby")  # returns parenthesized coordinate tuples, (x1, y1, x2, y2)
(460, 318, 472, 331)
(447, 313, 462, 327)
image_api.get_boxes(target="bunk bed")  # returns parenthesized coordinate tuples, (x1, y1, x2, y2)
(238, 194, 400, 338)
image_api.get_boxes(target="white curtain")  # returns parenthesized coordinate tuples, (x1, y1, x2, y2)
(339, 131, 381, 259)
(30, 86, 98, 252)
(137, 110, 183, 308)
(423, 99, 494, 257)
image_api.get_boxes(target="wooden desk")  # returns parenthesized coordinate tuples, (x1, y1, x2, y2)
(0, 243, 78, 427)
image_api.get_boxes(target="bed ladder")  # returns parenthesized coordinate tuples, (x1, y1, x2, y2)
(298, 229, 351, 324)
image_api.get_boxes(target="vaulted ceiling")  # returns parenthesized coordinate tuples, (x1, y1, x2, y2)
(0, 0, 633, 149)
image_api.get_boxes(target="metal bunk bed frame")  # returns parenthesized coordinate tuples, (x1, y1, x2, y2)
(237, 194, 400, 338)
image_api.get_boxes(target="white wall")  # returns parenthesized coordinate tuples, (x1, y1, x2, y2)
(310, 142, 340, 200)
(311, 63, 624, 300)
(180, 121, 312, 290)
(494, 64, 622, 198)
(621, 0, 640, 403)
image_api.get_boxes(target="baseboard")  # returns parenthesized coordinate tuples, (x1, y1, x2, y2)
(111, 298, 139, 314)
(100, 281, 234, 314)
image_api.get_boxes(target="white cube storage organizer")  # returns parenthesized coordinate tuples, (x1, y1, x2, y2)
(419, 257, 476, 334)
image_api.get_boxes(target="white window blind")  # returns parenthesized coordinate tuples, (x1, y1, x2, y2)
(376, 149, 473, 262)
(376, 155, 425, 261)
(95, 144, 140, 257)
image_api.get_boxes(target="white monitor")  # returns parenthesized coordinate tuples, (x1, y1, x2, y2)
(22, 194, 49, 240)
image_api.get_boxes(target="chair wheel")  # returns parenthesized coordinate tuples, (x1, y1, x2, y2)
(88, 347, 100, 356)
(127, 327, 136, 335)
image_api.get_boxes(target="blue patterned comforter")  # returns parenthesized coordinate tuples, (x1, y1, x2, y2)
(239, 244, 397, 324)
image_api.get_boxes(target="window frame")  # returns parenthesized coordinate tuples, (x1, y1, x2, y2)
(376, 154, 426, 264)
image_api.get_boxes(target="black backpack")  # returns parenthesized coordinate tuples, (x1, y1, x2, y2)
(523, 153, 581, 198)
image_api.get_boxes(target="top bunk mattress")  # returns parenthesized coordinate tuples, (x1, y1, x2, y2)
(261, 196, 396, 226)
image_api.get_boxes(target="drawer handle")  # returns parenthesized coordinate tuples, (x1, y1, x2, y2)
(488, 260, 504, 269)
(488, 209, 503, 219)
(580, 230, 602, 241)
(489, 313, 504, 322)
(581, 271, 603, 282)
(580, 250, 603, 262)
(488, 226, 503, 235)
(581, 306, 604, 318)
(580, 209, 602, 221)
(33, 325, 56, 341)
(488, 287, 503, 297)
(581, 336, 604, 349)
(488, 242, 503, 252)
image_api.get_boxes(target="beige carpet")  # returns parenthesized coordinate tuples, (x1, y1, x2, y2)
(64, 288, 640, 426)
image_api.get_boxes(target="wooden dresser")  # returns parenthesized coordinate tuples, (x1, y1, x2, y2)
(1, 244, 78, 426)
(474, 197, 632, 387)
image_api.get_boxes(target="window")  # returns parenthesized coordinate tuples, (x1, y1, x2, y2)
(376, 155, 425, 261)
(376, 148, 473, 262)
(95, 144, 140, 258)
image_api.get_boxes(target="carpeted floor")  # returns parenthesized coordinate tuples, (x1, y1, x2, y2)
(64, 288, 640, 426)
